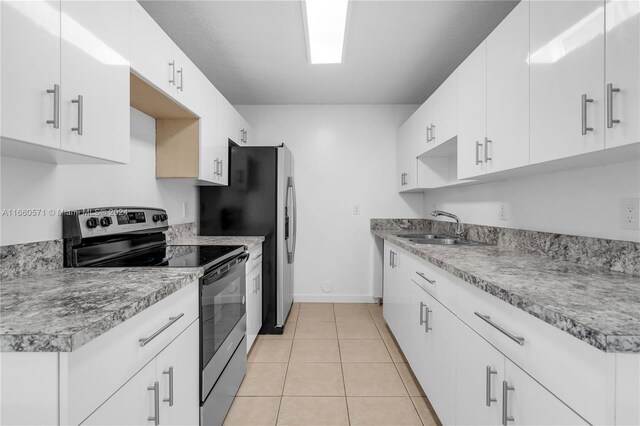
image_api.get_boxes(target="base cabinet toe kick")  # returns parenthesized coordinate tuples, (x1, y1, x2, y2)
(382, 241, 639, 426)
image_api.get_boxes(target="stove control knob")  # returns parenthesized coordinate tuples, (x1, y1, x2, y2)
(86, 218, 99, 229)
(160, 214, 168, 221)
(152, 214, 161, 222)
(100, 217, 112, 227)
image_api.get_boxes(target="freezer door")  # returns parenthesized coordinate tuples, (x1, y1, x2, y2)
(277, 145, 294, 327)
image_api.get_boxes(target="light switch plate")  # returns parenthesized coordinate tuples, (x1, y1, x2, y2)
(353, 204, 361, 215)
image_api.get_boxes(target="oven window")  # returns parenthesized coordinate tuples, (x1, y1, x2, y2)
(201, 266, 246, 369)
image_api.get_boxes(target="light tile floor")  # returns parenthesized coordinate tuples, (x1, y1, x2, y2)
(224, 303, 441, 426)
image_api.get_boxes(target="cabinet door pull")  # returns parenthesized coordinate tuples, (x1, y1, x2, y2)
(46, 84, 60, 129)
(484, 137, 492, 162)
(257, 274, 261, 291)
(148, 381, 160, 425)
(416, 271, 436, 285)
(218, 159, 223, 176)
(139, 313, 184, 347)
(426, 125, 430, 143)
(474, 312, 525, 345)
(177, 68, 184, 91)
(581, 94, 594, 135)
(71, 95, 83, 135)
(486, 366, 497, 407)
(502, 381, 515, 425)
(607, 83, 621, 128)
(169, 60, 176, 85)
(420, 302, 432, 332)
(475, 141, 483, 165)
(431, 124, 435, 142)
(163, 366, 174, 406)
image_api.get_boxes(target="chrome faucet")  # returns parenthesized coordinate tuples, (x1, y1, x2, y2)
(431, 210, 464, 239)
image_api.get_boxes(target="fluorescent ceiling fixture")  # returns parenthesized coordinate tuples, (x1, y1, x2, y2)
(304, 0, 349, 64)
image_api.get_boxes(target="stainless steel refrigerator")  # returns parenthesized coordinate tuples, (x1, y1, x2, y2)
(199, 144, 296, 334)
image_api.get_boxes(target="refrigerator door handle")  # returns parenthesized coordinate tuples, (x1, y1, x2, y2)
(286, 177, 296, 263)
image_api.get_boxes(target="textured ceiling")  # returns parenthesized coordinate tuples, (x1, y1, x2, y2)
(140, 0, 517, 105)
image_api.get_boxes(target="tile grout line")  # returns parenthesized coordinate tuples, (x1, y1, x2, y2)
(273, 304, 298, 426)
(333, 304, 353, 425)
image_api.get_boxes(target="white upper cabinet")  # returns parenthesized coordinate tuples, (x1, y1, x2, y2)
(172, 46, 207, 115)
(130, 2, 175, 97)
(485, 1, 530, 174)
(604, 0, 640, 148)
(425, 71, 458, 150)
(397, 107, 422, 192)
(1, 1, 62, 149)
(59, 0, 131, 163)
(530, 0, 605, 164)
(457, 41, 487, 180)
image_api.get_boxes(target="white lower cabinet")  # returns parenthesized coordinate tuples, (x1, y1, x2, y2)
(246, 245, 264, 351)
(381, 241, 633, 425)
(83, 320, 199, 426)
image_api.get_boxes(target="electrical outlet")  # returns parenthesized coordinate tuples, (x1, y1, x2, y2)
(353, 204, 361, 215)
(499, 205, 507, 221)
(621, 198, 640, 230)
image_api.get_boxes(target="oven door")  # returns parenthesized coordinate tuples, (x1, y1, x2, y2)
(201, 252, 248, 399)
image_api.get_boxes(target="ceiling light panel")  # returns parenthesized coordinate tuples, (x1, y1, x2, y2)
(304, 0, 349, 64)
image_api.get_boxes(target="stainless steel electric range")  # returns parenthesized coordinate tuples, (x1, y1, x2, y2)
(63, 207, 248, 426)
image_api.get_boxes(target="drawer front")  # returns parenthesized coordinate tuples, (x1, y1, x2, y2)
(246, 245, 262, 276)
(67, 281, 199, 425)
(454, 275, 609, 425)
(407, 254, 458, 310)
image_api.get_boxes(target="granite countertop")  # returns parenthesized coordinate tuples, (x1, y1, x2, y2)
(1, 235, 265, 353)
(1, 267, 204, 352)
(373, 229, 640, 353)
(169, 235, 265, 249)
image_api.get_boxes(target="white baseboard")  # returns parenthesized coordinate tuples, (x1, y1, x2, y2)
(293, 294, 377, 303)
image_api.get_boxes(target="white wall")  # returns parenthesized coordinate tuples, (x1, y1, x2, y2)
(237, 105, 423, 302)
(0, 108, 198, 246)
(424, 160, 640, 242)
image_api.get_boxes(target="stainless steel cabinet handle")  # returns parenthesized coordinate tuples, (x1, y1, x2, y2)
(484, 137, 492, 162)
(502, 381, 514, 425)
(607, 83, 621, 128)
(416, 271, 436, 285)
(389, 250, 393, 267)
(431, 124, 435, 142)
(46, 84, 60, 129)
(474, 312, 525, 346)
(581, 94, 594, 135)
(148, 381, 160, 425)
(163, 366, 174, 406)
(424, 304, 432, 332)
(218, 159, 223, 176)
(419, 301, 426, 327)
(426, 126, 430, 143)
(257, 273, 261, 291)
(139, 313, 184, 347)
(71, 95, 83, 135)
(475, 141, 483, 165)
(486, 366, 497, 407)
(169, 60, 176, 85)
(177, 68, 183, 91)
(213, 159, 219, 177)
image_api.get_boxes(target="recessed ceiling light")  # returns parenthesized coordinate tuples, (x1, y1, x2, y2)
(303, 0, 349, 64)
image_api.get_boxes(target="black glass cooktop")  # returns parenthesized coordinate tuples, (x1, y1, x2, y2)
(94, 245, 244, 268)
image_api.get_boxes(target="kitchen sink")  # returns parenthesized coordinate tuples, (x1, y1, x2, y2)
(394, 233, 485, 246)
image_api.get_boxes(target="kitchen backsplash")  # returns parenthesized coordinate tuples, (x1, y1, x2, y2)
(371, 219, 640, 276)
(0, 222, 198, 282)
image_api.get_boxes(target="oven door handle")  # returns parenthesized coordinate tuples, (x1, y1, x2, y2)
(202, 252, 249, 285)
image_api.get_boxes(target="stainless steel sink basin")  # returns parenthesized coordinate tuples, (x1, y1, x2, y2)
(395, 233, 484, 246)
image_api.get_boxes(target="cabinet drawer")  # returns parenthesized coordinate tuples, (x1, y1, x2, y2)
(246, 245, 262, 275)
(454, 276, 608, 425)
(65, 281, 199, 425)
(407, 254, 458, 310)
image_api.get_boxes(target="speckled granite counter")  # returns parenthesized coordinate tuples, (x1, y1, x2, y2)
(1, 267, 203, 352)
(169, 235, 264, 250)
(373, 229, 640, 353)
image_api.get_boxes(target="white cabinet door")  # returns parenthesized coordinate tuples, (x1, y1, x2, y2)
(1, 0, 61, 149)
(156, 321, 200, 426)
(428, 71, 458, 149)
(130, 2, 175, 97)
(173, 47, 206, 116)
(457, 41, 487, 179)
(253, 265, 263, 344)
(59, 0, 131, 163)
(504, 359, 588, 425)
(605, 0, 640, 148)
(246, 267, 258, 351)
(530, 0, 605, 164)
(455, 321, 505, 426)
(486, 1, 530, 174)
(397, 119, 416, 192)
(82, 360, 157, 426)
(198, 84, 219, 184)
(383, 245, 402, 338)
